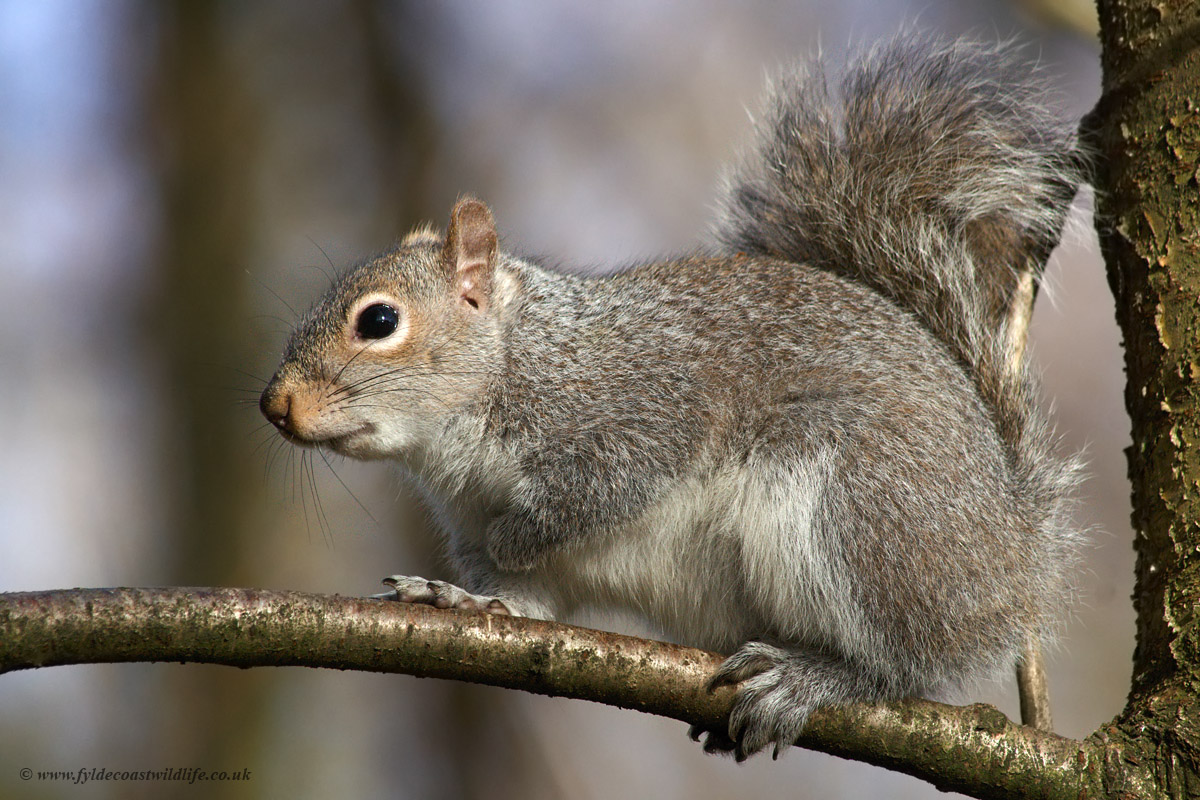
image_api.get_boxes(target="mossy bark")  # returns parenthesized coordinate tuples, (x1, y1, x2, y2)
(0, 588, 1099, 800)
(1093, 0, 1200, 794)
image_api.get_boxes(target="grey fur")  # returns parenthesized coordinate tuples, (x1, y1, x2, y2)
(261, 36, 1085, 760)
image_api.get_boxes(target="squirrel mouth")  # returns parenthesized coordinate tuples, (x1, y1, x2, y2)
(275, 428, 313, 447)
(275, 423, 376, 450)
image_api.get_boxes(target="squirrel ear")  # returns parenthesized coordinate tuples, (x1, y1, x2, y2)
(443, 197, 497, 312)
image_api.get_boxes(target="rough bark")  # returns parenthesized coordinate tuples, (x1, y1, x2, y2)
(1092, 0, 1200, 795)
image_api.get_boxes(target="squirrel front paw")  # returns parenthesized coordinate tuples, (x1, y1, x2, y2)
(375, 575, 515, 615)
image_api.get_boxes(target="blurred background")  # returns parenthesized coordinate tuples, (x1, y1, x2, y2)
(0, 0, 1125, 798)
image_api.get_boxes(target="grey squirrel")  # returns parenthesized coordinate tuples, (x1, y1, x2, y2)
(260, 36, 1085, 759)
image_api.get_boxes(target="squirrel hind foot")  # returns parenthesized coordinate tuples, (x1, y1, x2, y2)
(701, 641, 895, 760)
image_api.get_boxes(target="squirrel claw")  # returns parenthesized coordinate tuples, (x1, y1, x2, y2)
(687, 724, 745, 759)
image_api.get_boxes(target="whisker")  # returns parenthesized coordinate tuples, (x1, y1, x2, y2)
(285, 445, 300, 515)
(332, 367, 497, 400)
(326, 331, 471, 396)
(307, 450, 334, 548)
(305, 237, 339, 289)
(248, 421, 278, 447)
(326, 339, 381, 394)
(323, 359, 429, 399)
(226, 366, 272, 386)
(249, 313, 296, 329)
(296, 449, 310, 543)
(344, 390, 458, 411)
(318, 449, 379, 526)
(343, 386, 457, 407)
(246, 269, 300, 320)
(262, 435, 286, 484)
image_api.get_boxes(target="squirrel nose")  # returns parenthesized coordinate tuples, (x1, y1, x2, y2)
(260, 385, 292, 432)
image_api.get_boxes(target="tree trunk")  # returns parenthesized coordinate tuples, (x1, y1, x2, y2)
(1093, 0, 1200, 794)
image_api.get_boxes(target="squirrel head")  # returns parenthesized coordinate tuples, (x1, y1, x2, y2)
(260, 197, 507, 460)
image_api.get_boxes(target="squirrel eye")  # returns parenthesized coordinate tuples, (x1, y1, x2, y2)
(355, 303, 399, 339)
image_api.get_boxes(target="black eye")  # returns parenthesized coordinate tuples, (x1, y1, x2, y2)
(355, 303, 399, 339)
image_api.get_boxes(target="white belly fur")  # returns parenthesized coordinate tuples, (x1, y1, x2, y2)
(538, 451, 865, 655)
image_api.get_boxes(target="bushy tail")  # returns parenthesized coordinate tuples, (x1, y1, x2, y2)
(716, 36, 1086, 623)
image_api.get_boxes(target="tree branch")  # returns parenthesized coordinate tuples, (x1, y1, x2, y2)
(0, 587, 1100, 799)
